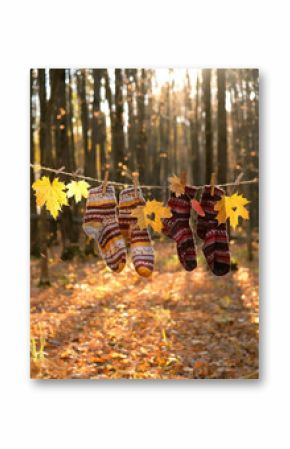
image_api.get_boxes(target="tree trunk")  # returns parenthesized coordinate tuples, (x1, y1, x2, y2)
(159, 97, 168, 202)
(191, 74, 200, 185)
(125, 69, 138, 173)
(136, 69, 147, 182)
(92, 69, 106, 178)
(104, 69, 116, 178)
(78, 70, 98, 256)
(251, 69, 259, 229)
(53, 69, 77, 260)
(38, 69, 50, 286)
(67, 70, 76, 173)
(77, 70, 92, 177)
(113, 69, 125, 180)
(217, 69, 227, 184)
(203, 69, 213, 183)
(46, 69, 60, 246)
(145, 70, 157, 186)
(159, 80, 170, 202)
(30, 70, 40, 257)
(245, 69, 256, 261)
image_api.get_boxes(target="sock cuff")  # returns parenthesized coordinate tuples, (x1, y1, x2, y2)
(87, 185, 117, 206)
(168, 194, 191, 212)
(118, 186, 145, 208)
(202, 185, 225, 201)
(184, 185, 197, 199)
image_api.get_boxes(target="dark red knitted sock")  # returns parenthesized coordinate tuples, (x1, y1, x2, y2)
(197, 186, 230, 276)
(163, 186, 197, 271)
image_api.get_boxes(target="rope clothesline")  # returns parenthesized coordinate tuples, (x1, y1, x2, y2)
(30, 164, 259, 190)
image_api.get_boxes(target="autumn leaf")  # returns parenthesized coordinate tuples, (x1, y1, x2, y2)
(66, 180, 90, 203)
(32, 176, 68, 219)
(168, 174, 185, 197)
(193, 360, 206, 370)
(214, 195, 232, 225)
(214, 193, 250, 230)
(145, 200, 172, 233)
(191, 198, 205, 217)
(131, 200, 172, 233)
(131, 206, 147, 230)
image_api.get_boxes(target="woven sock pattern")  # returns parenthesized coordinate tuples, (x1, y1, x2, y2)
(118, 187, 154, 277)
(163, 186, 197, 272)
(197, 186, 230, 276)
(82, 185, 126, 273)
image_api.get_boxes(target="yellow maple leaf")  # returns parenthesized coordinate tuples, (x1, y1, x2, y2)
(131, 206, 147, 230)
(214, 193, 250, 230)
(131, 200, 172, 234)
(66, 180, 90, 203)
(214, 195, 232, 224)
(168, 174, 185, 197)
(32, 176, 68, 219)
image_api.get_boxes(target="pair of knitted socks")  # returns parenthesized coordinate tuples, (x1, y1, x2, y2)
(163, 185, 230, 276)
(83, 183, 230, 276)
(83, 185, 154, 277)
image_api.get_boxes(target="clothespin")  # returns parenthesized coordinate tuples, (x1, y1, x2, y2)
(132, 171, 139, 197)
(102, 164, 110, 194)
(180, 171, 187, 186)
(210, 172, 216, 196)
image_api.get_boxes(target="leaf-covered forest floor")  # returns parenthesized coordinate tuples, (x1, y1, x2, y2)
(30, 240, 259, 379)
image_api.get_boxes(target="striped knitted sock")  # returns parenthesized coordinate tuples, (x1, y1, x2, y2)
(118, 187, 154, 278)
(197, 186, 230, 276)
(163, 186, 197, 271)
(82, 185, 126, 273)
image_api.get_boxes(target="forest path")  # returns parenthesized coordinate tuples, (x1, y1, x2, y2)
(30, 242, 259, 379)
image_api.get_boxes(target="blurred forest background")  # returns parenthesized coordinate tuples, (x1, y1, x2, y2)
(30, 68, 259, 379)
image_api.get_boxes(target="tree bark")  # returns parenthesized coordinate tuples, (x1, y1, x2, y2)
(125, 69, 138, 173)
(92, 69, 106, 178)
(77, 70, 92, 177)
(203, 69, 213, 183)
(145, 70, 157, 186)
(30, 70, 40, 256)
(191, 74, 200, 184)
(52, 69, 78, 260)
(104, 69, 116, 178)
(136, 69, 147, 182)
(113, 69, 125, 180)
(67, 70, 76, 173)
(77, 70, 98, 256)
(217, 69, 228, 184)
(38, 69, 50, 286)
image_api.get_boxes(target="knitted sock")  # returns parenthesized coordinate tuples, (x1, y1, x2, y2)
(118, 187, 154, 278)
(163, 186, 197, 271)
(82, 185, 126, 273)
(197, 186, 230, 276)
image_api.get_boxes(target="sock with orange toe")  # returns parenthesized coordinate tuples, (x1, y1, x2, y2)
(83, 185, 126, 273)
(118, 186, 154, 278)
